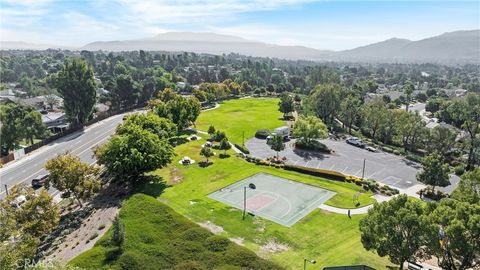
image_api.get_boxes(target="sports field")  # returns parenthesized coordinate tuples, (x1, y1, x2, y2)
(196, 98, 285, 145)
(209, 173, 335, 227)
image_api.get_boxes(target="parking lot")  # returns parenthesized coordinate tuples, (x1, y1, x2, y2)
(245, 138, 460, 193)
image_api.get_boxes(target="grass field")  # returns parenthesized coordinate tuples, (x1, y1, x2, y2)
(196, 98, 285, 145)
(70, 194, 282, 269)
(145, 139, 391, 269)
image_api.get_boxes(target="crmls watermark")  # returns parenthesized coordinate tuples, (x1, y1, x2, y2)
(16, 258, 55, 268)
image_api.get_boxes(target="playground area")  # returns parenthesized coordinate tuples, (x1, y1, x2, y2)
(208, 172, 336, 227)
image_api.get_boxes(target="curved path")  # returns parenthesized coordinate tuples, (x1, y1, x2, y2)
(319, 194, 391, 215)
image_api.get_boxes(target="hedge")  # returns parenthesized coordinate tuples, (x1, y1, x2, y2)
(234, 144, 250, 154)
(283, 164, 346, 181)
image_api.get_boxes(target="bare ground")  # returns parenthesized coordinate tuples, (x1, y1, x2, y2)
(43, 181, 130, 264)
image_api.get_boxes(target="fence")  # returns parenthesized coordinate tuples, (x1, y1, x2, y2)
(1, 105, 142, 165)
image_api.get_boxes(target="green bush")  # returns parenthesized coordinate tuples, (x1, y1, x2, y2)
(382, 146, 393, 153)
(454, 165, 465, 176)
(393, 150, 401, 155)
(234, 143, 250, 154)
(174, 260, 207, 270)
(181, 227, 211, 242)
(204, 235, 231, 252)
(117, 251, 142, 270)
(283, 164, 346, 181)
(294, 140, 331, 153)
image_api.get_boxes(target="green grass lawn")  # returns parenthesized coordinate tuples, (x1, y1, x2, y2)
(70, 194, 282, 269)
(196, 98, 285, 145)
(143, 139, 392, 269)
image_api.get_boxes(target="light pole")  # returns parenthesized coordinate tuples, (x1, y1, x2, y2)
(361, 158, 366, 179)
(303, 258, 316, 270)
(242, 183, 256, 220)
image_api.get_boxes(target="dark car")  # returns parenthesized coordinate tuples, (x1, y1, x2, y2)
(31, 174, 48, 188)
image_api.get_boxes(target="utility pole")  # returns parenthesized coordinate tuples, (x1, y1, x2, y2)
(242, 186, 246, 220)
(361, 158, 366, 180)
(4, 184, 8, 196)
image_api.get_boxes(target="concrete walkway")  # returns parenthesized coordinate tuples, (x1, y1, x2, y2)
(319, 194, 391, 215)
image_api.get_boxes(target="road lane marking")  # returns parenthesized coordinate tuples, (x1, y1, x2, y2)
(0, 123, 119, 195)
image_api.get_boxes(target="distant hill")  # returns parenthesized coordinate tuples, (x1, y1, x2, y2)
(81, 32, 333, 60)
(0, 41, 69, 50)
(3, 30, 479, 64)
(335, 30, 480, 64)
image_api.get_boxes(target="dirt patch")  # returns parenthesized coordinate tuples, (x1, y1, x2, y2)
(198, 221, 224, 234)
(253, 217, 266, 233)
(260, 239, 290, 254)
(229, 237, 245, 246)
(42, 181, 129, 265)
(170, 167, 183, 184)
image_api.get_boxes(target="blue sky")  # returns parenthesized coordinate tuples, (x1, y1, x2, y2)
(1, 0, 479, 50)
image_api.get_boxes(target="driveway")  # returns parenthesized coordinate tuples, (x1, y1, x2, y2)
(245, 138, 460, 193)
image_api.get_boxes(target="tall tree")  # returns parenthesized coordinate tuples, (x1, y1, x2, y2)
(426, 126, 457, 161)
(200, 146, 214, 163)
(339, 95, 362, 133)
(396, 110, 426, 152)
(55, 58, 97, 125)
(112, 74, 138, 109)
(451, 168, 480, 204)
(278, 92, 295, 119)
(45, 153, 101, 207)
(116, 112, 177, 140)
(403, 81, 415, 112)
(96, 125, 174, 179)
(447, 93, 480, 170)
(219, 137, 231, 155)
(362, 97, 388, 140)
(424, 199, 480, 270)
(270, 134, 285, 159)
(417, 153, 450, 193)
(359, 195, 428, 269)
(22, 110, 46, 144)
(292, 116, 328, 145)
(0, 103, 27, 153)
(308, 84, 341, 124)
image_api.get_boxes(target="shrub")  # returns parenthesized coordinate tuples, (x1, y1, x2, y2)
(174, 260, 207, 270)
(234, 144, 250, 154)
(294, 140, 331, 153)
(181, 227, 211, 242)
(89, 232, 99, 240)
(382, 146, 394, 153)
(205, 235, 231, 252)
(393, 150, 401, 155)
(98, 224, 105, 230)
(255, 129, 270, 139)
(224, 245, 259, 268)
(405, 153, 422, 163)
(117, 251, 142, 270)
(283, 164, 346, 181)
(454, 165, 465, 176)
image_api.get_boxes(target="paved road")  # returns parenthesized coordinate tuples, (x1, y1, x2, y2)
(246, 138, 460, 193)
(0, 113, 127, 199)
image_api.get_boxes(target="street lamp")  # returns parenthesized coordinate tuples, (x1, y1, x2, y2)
(303, 258, 316, 270)
(242, 183, 256, 220)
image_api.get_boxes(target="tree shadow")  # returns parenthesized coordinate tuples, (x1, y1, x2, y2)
(134, 175, 169, 198)
(292, 148, 330, 161)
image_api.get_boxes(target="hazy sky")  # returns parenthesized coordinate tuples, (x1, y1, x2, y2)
(1, 0, 479, 50)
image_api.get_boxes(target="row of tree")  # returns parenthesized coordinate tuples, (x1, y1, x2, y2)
(360, 168, 480, 270)
(0, 103, 47, 154)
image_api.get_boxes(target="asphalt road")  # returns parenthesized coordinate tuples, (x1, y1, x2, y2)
(246, 138, 460, 193)
(0, 113, 127, 199)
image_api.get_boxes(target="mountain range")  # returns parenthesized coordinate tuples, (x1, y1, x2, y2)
(2, 30, 479, 64)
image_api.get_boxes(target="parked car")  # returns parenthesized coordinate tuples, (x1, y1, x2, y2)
(11, 195, 26, 207)
(346, 137, 366, 148)
(31, 174, 48, 188)
(365, 146, 377, 152)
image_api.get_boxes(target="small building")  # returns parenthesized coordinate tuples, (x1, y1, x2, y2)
(20, 97, 45, 110)
(41, 112, 68, 132)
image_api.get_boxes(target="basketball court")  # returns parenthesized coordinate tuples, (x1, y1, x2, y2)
(208, 172, 336, 227)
